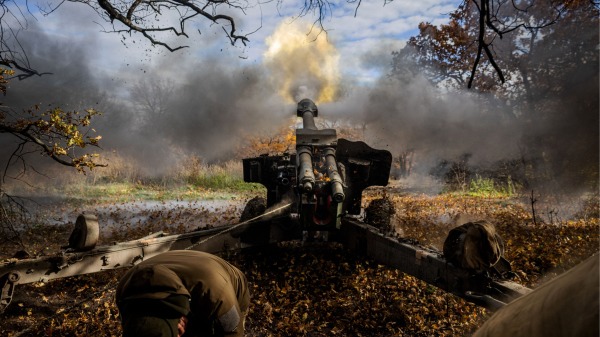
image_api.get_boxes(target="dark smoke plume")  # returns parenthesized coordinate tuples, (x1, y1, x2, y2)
(324, 74, 520, 170)
(324, 32, 598, 197)
(0, 23, 287, 177)
(1, 11, 597, 201)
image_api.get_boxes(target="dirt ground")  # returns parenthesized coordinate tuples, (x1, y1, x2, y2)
(0, 188, 598, 336)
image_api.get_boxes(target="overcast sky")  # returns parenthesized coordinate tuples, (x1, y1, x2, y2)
(25, 0, 460, 85)
(5, 0, 527, 177)
(4, 0, 596, 200)
(5, 0, 524, 172)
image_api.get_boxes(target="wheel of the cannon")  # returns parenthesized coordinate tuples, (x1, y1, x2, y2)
(240, 196, 267, 222)
(364, 197, 395, 231)
(65, 213, 99, 251)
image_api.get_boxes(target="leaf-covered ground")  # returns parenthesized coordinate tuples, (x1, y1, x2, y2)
(0, 190, 598, 337)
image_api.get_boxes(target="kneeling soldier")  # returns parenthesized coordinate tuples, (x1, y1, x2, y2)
(116, 250, 250, 337)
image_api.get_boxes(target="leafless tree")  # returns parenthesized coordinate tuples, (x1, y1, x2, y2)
(465, 0, 592, 88)
(0, 0, 51, 79)
(1, 0, 596, 86)
(130, 77, 175, 124)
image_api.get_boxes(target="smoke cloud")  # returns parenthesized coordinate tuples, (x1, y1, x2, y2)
(323, 74, 520, 170)
(0, 23, 292, 176)
(1, 13, 597, 199)
(264, 20, 340, 104)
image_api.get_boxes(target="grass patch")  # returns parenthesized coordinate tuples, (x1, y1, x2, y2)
(8, 180, 264, 206)
(4, 155, 266, 204)
(443, 175, 517, 198)
(58, 181, 265, 203)
(186, 173, 259, 191)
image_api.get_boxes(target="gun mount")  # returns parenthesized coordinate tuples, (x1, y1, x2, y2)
(243, 98, 393, 231)
(0, 99, 531, 315)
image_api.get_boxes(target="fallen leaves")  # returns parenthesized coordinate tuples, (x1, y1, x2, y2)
(0, 191, 597, 336)
(231, 242, 488, 337)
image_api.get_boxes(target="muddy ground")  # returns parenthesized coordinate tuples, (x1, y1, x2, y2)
(0, 187, 598, 336)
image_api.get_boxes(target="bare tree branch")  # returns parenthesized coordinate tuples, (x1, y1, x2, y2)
(0, 124, 80, 167)
(0, 0, 50, 79)
(467, 0, 571, 87)
(91, 0, 250, 50)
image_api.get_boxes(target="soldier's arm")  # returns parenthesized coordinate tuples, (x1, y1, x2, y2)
(215, 288, 244, 336)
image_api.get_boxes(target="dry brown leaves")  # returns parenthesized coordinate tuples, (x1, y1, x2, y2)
(1, 191, 598, 336)
(368, 190, 599, 287)
(235, 242, 487, 337)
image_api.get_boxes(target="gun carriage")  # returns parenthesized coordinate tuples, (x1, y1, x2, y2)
(0, 99, 530, 314)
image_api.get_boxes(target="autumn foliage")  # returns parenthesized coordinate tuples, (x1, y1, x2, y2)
(237, 124, 296, 158)
(1, 189, 597, 337)
(0, 69, 104, 173)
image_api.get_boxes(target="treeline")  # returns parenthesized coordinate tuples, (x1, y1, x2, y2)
(390, 0, 599, 194)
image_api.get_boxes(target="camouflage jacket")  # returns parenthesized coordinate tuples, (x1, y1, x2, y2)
(116, 250, 250, 337)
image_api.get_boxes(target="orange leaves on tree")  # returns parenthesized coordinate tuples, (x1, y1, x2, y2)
(237, 124, 296, 158)
(0, 67, 14, 95)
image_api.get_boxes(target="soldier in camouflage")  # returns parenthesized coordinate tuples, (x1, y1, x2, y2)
(472, 252, 598, 337)
(116, 250, 250, 337)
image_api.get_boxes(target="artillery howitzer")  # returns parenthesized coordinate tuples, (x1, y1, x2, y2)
(0, 99, 530, 314)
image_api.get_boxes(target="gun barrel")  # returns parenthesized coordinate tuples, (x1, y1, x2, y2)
(296, 98, 318, 130)
(297, 147, 315, 192)
(324, 148, 345, 203)
(301, 111, 317, 130)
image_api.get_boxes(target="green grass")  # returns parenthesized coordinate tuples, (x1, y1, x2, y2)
(56, 180, 265, 204)
(441, 175, 518, 198)
(3, 157, 267, 204)
(466, 175, 517, 197)
(186, 173, 260, 191)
